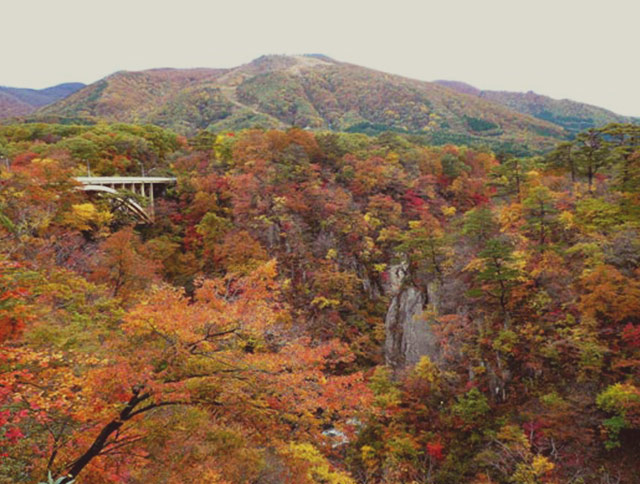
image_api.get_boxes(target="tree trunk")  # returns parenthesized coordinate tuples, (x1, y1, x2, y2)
(60, 388, 150, 483)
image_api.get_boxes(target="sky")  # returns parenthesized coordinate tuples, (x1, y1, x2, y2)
(3, 0, 640, 115)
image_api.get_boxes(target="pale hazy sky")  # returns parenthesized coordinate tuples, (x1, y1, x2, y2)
(3, 0, 640, 115)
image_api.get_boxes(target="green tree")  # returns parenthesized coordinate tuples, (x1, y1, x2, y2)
(472, 239, 522, 320)
(522, 185, 557, 249)
(490, 155, 533, 201)
(462, 206, 498, 244)
(396, 217, 452, 282)
(600, 123, 640, 193)
(546, 141, 577, 183)
(573, 128, 611, 192)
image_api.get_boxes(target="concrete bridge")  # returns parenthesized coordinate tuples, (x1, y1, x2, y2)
(74, 176, 177, 223)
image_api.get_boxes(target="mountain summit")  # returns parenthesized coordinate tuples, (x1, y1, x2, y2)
(6, 56, 637, 152)
(32, 55, 568, 151)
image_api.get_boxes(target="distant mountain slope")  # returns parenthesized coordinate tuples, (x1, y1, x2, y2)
(37, 55, 567, 151)
(43, 69, 226, 122)
(0, 83, 85, 118)
(0, 91, 33, 117)
(435, 80, 637, 134)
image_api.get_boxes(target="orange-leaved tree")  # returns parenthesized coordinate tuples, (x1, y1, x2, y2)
(29, 260, 370, 483)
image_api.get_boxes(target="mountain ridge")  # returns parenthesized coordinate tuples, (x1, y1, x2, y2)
(31, 55, 568, 152)
(435, 79, 638, 134)
(0, 82, 85, 118)
(5, 55, 635, 152)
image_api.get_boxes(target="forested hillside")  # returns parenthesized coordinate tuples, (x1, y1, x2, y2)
(0, 83, 85, 119)
(435, 80, 639, 135)
(1, 122, 639, 483)
(32, 55, 568, 153)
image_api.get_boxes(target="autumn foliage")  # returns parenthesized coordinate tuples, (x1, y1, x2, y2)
(0, 122, 639, 483)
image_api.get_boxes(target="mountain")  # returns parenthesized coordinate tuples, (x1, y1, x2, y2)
(435, 80, 638, 134)
(0, 83, 85, 118)
(36, 55, 568, 152)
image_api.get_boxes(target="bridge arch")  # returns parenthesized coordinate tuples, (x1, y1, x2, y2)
(78, 184, 151, 223)
(74, 176, 176, 223)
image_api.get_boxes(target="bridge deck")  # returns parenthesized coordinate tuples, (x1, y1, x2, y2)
(75, 177, 177, 184)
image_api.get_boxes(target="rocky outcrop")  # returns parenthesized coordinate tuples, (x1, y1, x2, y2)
(384, 264, 440, 369)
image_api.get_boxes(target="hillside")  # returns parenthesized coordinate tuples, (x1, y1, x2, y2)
(0, 82, 85, 118)
(37, 55, 568, 152)
(435, 80, 638, 134)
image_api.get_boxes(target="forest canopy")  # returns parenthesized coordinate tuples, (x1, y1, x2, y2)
(1, 121, 639, 483)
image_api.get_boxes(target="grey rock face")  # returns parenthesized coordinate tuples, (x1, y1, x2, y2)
(385, 262, 408, 295)
(384, 278, 439, 369)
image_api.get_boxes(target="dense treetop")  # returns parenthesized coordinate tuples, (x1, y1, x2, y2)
(1, 121, 639, 483)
